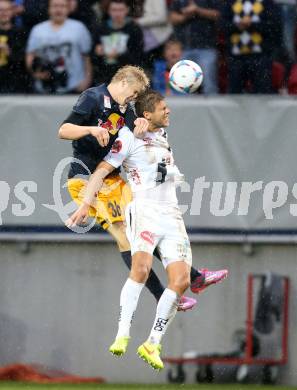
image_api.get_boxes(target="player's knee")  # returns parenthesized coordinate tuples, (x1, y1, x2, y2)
(131, 262, 150, 283)
(171, 273, 190, 294)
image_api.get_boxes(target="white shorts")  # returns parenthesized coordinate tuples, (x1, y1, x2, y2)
(125, 199, 192, 268)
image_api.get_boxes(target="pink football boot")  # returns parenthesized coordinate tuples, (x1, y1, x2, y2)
(177, 296, 197, 311)
(191, 268, 228, 294)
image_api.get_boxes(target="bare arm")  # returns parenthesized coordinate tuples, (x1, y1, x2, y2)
(25, 52, 34, 71)
(58, 122, 110, 146)
(82, 160, 115, 205)
(170, 3, 220, 24)
(58, 122, 91, 139)
(65, 161, 115, 227)
(76, 55, 93, 93)
(169, 10, 187, 25)
(194, 6, 220, 21)
(181, 3, 220, 21)
(59, 118, 149, 142)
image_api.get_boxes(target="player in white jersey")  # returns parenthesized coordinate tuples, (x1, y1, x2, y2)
(66, 90, 228, 370)
(108, 124, 191, 268)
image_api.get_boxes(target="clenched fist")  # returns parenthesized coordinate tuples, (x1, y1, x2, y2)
(89, 126, 110, 147)
(133, 117, 149, 138)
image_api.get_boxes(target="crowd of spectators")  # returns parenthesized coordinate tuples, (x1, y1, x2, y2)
(0, 0, 297, 95)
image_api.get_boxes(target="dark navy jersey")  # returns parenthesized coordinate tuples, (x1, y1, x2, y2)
(63, 84, 137, 178)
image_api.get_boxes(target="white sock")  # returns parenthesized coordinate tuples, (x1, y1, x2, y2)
(147, 288, 179, 345)
(116, 278, 144, 338)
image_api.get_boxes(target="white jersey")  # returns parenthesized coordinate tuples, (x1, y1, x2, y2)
(104, 126, 184, 203)
(104, 126, 192, 266)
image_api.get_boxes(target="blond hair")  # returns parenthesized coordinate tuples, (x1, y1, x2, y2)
(111, 65, 150, 92)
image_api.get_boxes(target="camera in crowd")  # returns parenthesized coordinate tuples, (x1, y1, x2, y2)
(32, 56, 68, 93)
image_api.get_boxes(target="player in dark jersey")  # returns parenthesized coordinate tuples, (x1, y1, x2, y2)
(60, 66, 226, 311)
(59, 66, 149, 246)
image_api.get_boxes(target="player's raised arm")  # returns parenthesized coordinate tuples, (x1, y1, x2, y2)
(58, 89, 110, 146)
(58, 122, 110, 146)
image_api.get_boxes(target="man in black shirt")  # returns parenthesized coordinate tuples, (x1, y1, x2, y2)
(92, 0, 144, 84)
(60, 66, 226, 310)
(0, 0, 28, 93)
(221, 0, 278, 93)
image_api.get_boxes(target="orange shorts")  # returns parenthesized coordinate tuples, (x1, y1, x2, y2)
(67, 174, 132, 230)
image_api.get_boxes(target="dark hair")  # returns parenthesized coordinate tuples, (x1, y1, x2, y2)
(164, 38, 183, 50)
(135, 90, 164, 117)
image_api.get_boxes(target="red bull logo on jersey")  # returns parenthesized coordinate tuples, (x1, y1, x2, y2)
(140, 231, 155, 245)
(100, 113, 125, 135)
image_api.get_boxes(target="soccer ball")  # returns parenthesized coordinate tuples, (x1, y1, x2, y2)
(169, 60, 203, 93)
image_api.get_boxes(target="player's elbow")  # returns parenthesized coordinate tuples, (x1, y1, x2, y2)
(58, 124, 68, 139)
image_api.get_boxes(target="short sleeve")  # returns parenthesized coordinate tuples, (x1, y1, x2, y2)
(104, 127, 134, 168)
(26, 25, 39, 53)
(78, 23, 92, 54)
(72, 89, 97, 115)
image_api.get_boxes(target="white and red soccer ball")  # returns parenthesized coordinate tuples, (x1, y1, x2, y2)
(169, 60, 203, 93)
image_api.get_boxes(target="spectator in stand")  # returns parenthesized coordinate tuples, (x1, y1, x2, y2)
(92, 0, 144, 84)
(26, 0, 92, 94)
(13, 0, 100, 31)
(221, 0, 279, 93)
(152, 38, 184, 95)
(169, 0, 220, 95)
(0, 0, 29, 92)
(99, 0, 142, 21)
(134, 0, 173, 71)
